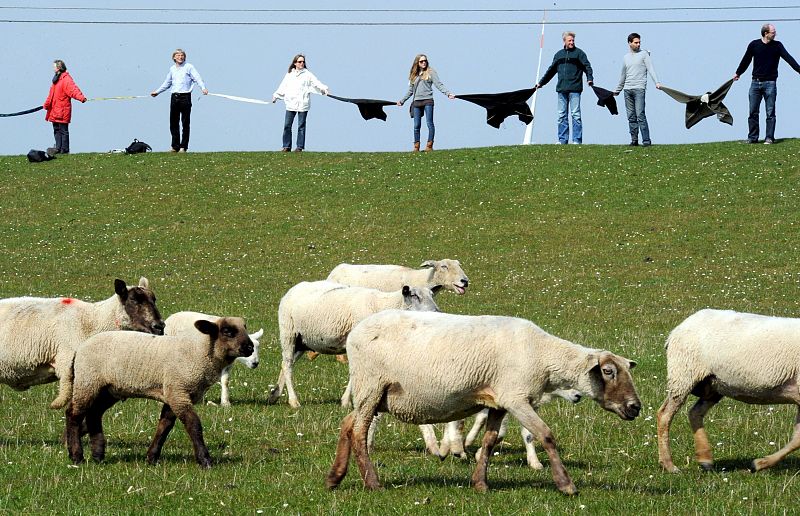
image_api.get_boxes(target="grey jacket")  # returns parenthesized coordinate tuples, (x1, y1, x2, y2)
(400, 69, 451, 103)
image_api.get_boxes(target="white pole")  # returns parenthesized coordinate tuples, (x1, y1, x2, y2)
(523, 10, 546, 145)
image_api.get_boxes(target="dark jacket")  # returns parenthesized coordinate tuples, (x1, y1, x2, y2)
(735, 39, 800, 81)
(539, 46, 594, 93)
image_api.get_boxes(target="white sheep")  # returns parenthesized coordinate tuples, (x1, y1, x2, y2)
(268, 281, 439, 408)
(326, 310, 640, 494)
(658, 308, 800, 473)
(0, 277, 164, 410)
(327, 259, 469, 295)
(65, 316, 254, 467)
(164, 311, 263, 407)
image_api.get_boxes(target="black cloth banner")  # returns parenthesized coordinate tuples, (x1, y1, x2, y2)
(0, 105, 43, 117)
(660, 79, 734, 129)
(455, 88, 536, 128)
(590, 85, 619, 115)
(327, 95, 395, 121)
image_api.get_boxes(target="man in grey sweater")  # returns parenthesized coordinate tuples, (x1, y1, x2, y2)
(614, 33, 661, 146)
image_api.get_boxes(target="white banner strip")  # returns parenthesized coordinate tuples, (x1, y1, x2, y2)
(208, 93, 272, 105)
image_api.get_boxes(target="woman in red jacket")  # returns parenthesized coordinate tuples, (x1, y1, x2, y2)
(43, 60, 86, 155)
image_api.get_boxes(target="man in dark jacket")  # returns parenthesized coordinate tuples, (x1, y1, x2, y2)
(734, 23, 800, 144)
(536, 31, 594, 144)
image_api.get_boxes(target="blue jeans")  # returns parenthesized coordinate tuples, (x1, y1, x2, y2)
(412, 103, 435, 143)
(557, 92, 582, 144)
(624, 89, 650, 144)
(283, 110, 308, 150)
(748, 80, 776, 142)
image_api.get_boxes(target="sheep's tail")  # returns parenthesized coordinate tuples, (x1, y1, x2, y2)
(49, 355, 75, 410)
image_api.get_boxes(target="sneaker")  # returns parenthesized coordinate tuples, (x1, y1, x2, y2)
(294, 148, 303, 152)
(641, 142, 652, 147)
(46, 147, 59, 156)
(281, 148, 290, 152)
(170, 148, 179, 153)
(746, 139, 758, 144)
(629, 141, 639, 147)
(178, 148, 187, 153)
(764, 138, 774, 145)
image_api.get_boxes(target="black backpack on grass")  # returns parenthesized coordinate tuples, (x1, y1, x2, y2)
(125, 139, 152, 154)
(27, 149, 55, 163)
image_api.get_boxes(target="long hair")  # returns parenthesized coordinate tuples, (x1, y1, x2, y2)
(288, 54, 306, 73)
(52, 59, 67, 83)
(407, 54, 432, 83)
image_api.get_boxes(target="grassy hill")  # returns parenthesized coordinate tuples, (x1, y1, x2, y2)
(0, 141, 798, 513)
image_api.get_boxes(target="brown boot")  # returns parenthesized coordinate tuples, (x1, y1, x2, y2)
(413, 141, 420, 152)
(425, 141, 433, 151)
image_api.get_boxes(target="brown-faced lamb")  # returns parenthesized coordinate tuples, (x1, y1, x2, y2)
(65, 317, 253, 468)
(658, 309, 800, 473)
(0, 277, 164, 410)
(326, 310, 640, 495)
(268, 281, 439, 409)
(164, 311, 263, 407)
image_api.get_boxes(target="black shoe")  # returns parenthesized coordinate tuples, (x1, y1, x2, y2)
(641, 142, 652, 147)
(747, 139, 758, 144)
(629, 141, 639, 147)
(46, 147, 59, 156)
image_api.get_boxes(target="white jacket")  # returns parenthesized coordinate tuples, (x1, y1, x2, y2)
(273, 68, 328, 112)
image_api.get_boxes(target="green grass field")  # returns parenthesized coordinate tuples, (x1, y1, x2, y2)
(0, 141, 799, 514)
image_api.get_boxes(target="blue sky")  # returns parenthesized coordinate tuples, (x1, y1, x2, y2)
(1, 1, 798, 154)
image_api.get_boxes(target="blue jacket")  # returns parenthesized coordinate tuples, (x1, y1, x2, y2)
(539, 46, 594, 93)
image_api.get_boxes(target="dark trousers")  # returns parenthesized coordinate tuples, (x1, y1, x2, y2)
(52, 122, 70, 153)
(170, 93, 192, 151)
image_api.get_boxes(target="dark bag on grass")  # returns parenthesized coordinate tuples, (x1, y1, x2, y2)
(125, 139, 152, 154)
(27, 149, 55, 163)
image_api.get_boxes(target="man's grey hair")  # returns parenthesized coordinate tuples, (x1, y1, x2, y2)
(562, 31, 576, 40)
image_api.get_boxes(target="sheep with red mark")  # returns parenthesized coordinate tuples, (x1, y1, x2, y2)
(327, 310, 640, 494)
(658, 309, 800, 473)
(164, 311, 263, 407)
(65, 316, 254, 468)
(327, 259, 469, 296)
(0, 277, 164, 410)
(268, 281, 439, 409)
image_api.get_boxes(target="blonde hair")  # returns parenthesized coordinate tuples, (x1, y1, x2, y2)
(408, 54, 432, 83)
(172, 48, 186, 62)
(288, 54, 306, 73)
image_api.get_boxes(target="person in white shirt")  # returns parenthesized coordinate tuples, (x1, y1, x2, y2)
(151, 49, 208, 153)
(272, 54, 329, 152)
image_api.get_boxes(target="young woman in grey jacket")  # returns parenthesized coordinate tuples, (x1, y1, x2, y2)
(397, 54, 455, 151)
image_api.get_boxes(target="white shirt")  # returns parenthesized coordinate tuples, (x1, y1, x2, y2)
(273, 68, 328, 112)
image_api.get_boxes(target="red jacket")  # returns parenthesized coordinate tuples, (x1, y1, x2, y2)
(43, 72, 86, 123)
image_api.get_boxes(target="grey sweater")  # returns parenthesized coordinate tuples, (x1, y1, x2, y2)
(615, 50, 660, 93)
(400, 69, 451, 103)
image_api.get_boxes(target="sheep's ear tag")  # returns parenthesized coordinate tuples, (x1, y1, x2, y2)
(114, 279, 128, 299)
(195, 319, 219, 338)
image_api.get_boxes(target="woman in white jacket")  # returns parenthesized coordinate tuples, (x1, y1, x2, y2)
(272, 54, 329, 152)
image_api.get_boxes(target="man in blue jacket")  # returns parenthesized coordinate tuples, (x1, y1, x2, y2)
(734, 23, 800, 144)
(536, 31, 594, 144)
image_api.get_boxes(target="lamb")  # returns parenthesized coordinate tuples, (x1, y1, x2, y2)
(0, 277, 164, 410)
(268, 281, 439, 408)
(327, 259, 469, 295)
(164, 311, 264, 407)
(326, 310, 640, 494)
(462, 390, 583, 470)
(65, 316, 254, 468)
(657, 308, 800, 473)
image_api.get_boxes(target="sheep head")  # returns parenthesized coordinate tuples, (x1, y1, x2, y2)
(401, 286, 440, 312)
(584, 351, 640, 421)
(421, 259, 470, 295)
(114, 277, 165, 335)
(194, 317, 254, 362)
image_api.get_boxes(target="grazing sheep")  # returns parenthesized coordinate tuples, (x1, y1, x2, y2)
(658, 309, 800, 473)
(65, 317, 254, 468)
(164, 311, 263, 407)
(327, 259, 469, 295)
(463, 390, 583, 470)
(326, 310, 640, 494)
(0, 277, 164, 410)
(268, 281, 439, 408)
